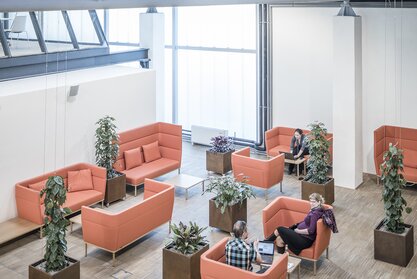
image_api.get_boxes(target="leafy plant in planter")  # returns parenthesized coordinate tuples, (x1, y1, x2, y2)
(209, 136, 234, 153)
(95, 115, 120, 179)
(163, 222, 209, 279)
(206, 136, 235, 174)
(374, 143, 414, 267)
(302, 122, 334, 204)
(29, 176, 80, 279)
(204, 175, 255, 232)
(166, 221, 208, 254)
(95, 116, 126, 205)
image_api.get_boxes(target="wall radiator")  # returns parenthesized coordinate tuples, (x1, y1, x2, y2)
(191, 125, 228, 146)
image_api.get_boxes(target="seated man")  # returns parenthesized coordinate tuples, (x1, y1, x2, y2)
(225, 220, 263, 272)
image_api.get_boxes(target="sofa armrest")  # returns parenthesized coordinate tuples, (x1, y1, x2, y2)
(15, 185, 43, 225)
(265, 127, 280, 153)
(313, 220, 331, 260)
(82, 163, 106, 197)
(81, 206, 120, 251)
(144, 179, 173, 200)
(234, 147, 250, 157)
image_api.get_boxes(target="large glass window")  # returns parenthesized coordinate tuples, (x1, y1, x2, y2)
(172, 5, 257, 140)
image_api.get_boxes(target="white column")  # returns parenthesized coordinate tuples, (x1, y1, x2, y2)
(140, 11, 166, 121)
(333, 16, 363, 189)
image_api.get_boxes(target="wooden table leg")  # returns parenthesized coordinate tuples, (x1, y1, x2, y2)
(297, 163, 300, 177)
(185, 189, 188, 200)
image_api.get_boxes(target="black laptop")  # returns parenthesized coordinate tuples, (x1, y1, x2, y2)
(280, 151, 295, 160)
(258, 241, 275, 265)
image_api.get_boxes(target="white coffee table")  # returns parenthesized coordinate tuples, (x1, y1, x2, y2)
(285, 157, 307, 178)
(69, 214, 82, 233)
(164, 174, 206, 200)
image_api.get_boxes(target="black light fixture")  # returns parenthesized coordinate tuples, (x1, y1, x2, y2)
(139, 58, 151, 69)
(337, 0, 357, 16)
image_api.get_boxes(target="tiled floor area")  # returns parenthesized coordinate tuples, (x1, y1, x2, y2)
(0, 142, 416, 278)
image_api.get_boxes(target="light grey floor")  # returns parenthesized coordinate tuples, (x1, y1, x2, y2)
(0, 141, 416, 278)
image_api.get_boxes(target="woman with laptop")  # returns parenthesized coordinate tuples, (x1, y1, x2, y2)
(288, 128, 309, 175)
(265, 193, 325, 255)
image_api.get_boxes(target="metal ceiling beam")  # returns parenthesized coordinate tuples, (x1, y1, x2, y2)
(2, 0, 417, 11)
(0, 47, 148, 81)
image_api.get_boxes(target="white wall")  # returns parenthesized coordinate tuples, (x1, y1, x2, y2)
(0, 66, 156, 222)
(272, 7, 417, 174)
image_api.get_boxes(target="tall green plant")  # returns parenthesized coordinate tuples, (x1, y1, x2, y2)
(95, 116, 119, 179)
(40, 176, 71, 272)
(305, 122, 330, 184)
(166, 222, 208, 255)
(380, 143, 412, 233)
(203, 175, 255, 214)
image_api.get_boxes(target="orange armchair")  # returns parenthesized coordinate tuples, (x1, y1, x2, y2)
(262, 196, 332, 275)
(232, 147, 284, 200)
(82, 179, 174, 265)
(200, 237, 288, 279)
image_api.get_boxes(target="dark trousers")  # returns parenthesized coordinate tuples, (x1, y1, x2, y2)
(266, 227, 314, 255)
(288, 147, 309, 174)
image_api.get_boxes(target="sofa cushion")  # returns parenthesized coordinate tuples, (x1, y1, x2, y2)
(403, 149, 417, 168)
(143, 141, 162, 163)
(122, 158, 179, 185)
(28, 179, 47, 192)
(68, 169, 94, 192)
(124, 148, 143, 170)
(64, 190, 103, 212)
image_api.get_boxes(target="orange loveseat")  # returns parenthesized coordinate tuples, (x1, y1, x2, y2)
(15, 163, 106, 226)
(115, 122, 182, 196)
(265, 126, 333, 162)
(82, 179, 174, 265)
(232, 147, 285, 200)
(200, 237, 288, 279)
(374, 125, 417, 183)
(262, 196, 332, 275)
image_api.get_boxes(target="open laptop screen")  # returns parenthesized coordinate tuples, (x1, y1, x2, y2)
(258, 241, 274, 255)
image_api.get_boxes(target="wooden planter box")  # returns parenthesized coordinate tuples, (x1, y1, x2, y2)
(209, 198, 247, 232)
(163, 243, 209, 279)
(104, 172, 126, 206)
(374, 220, 414, 267)
(29, 256, 80, 279)
(206, 150, 234, 174)
(301, 177, 334, 205)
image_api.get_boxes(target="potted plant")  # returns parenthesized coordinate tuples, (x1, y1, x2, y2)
(206, 135, 234, 174)
(163, 221, 209, 279)
(95, 115, 126, 206)
(204, 175, 255, 232)
(301, 122, 334, 204)
(374, 143, 413, 267)
(29, 176, 80, 279)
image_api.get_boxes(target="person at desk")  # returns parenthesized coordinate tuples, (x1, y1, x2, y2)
(225, 220, 263, 272)
(265, 193, 325, 255)
(288, 128, 309, 175)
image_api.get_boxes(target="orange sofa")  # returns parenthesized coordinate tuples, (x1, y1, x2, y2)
(262, 196, 332, 275)
(232, 147, 285, 200)
(115, 122, 182, 196)
(82, 178, 174, 265)
(265, 126, 333, 162)
(374, 125, 417, 183)
(15, 163, 106, 226)
(200, 237, 288, 279)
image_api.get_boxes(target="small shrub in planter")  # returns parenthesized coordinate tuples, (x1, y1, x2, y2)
(95, 115, 126, 205)
(206, 135, 234, 174)
(29, 176, 80, 279)
(374, 143, 413, 267)
(163, 222, 209, 279)
(302, 122, 334, 204)
(203, 175, 255, 232)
